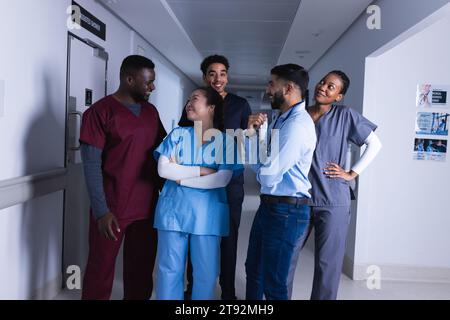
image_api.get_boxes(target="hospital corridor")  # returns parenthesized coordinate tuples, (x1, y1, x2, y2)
(1, 0, 450, 303)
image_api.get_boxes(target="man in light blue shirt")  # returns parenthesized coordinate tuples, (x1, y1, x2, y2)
(245, 64, 316, 300)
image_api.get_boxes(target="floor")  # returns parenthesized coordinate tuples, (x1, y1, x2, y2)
(54, 171, 450, 300)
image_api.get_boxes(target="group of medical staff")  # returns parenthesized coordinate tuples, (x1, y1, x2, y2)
(78, 53, 382, 301)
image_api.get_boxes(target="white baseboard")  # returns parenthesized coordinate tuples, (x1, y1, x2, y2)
(31, 275, 63, 300)
(343, 255, 450, 283)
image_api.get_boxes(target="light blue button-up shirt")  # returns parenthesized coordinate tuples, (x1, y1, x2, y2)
(251, 101, 316, 198)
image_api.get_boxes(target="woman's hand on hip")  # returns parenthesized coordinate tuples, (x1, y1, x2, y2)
(323, 162, 358, 181)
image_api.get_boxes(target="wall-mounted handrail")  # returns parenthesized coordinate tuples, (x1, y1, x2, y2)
(0, 168, 67, 210)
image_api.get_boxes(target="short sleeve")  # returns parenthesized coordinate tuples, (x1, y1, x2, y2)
(347, 107, 378, 147)
(80, 105, 107, 149)
(153, 127, 187, 161)
(153, 111, 168, 148)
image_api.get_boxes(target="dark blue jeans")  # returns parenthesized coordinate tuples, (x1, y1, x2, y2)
(245, 200, 311, 300)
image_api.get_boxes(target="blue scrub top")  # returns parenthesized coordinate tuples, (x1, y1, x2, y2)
(308, 105, 377, 207)
(178, 92, 252, 185)
(153, 126, 244, 236)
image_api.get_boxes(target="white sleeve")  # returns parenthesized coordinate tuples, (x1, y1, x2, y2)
(351, 131, 382, 175)
(180, 170, 233, 189)
(157, 155, 200, 181)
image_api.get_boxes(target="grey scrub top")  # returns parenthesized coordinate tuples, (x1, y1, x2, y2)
(308, 105, 377, 207)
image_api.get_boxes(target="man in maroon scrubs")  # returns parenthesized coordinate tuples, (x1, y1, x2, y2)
(79, 55, 166, 300)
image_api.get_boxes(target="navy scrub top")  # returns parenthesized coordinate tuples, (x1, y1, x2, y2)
(308, 105, 377, 207)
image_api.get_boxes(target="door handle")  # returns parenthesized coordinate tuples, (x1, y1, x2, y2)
(69, 111, 83, 151)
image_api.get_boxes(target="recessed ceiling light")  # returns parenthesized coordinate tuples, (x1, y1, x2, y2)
(295, 50, 310, 54)
(312, 30, 324, 37)
(234, 74, 259, 78)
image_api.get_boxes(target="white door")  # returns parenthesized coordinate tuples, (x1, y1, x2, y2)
(63, 34, 107, 286)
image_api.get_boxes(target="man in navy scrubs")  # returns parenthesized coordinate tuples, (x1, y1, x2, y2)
(179, 55, 252, 300)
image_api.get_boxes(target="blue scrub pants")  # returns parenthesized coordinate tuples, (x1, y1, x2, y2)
(185, 181, 244, 300)
(156, 230, 221, 300)
(287, 206, 351, 300)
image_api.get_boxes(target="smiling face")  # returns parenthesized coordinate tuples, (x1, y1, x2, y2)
(203, 63, 228, 96)
(185, 89, 214, 123)
(128, 68, 156, 102)
(314, 73, 344, 106)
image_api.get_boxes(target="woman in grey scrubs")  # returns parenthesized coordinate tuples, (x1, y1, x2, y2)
(287, 70, 382, 300)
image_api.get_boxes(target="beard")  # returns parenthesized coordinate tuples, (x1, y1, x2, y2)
(270, 90, 285, 110)
(131, 89, 148, 102)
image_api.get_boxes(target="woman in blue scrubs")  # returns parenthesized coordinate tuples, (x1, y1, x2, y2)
(153, 87, 243, 300)
(287, 71, 382, 300)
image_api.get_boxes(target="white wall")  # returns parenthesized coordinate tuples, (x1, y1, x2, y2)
(356, 4, 450, 281)
(0, 0, 68, 300)
(0, 192, 64, 299)
(0, 0, 195, 299)
(308, 0, 450, 274)
(0, 0, 68, 180)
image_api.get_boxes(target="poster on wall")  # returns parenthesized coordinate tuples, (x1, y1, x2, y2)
(415, 112, 449, 136)
(416, 84, 450, 108)
(413, 138, 447, 162)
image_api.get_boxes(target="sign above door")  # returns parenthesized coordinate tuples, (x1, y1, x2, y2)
(71, 1, 106, 41)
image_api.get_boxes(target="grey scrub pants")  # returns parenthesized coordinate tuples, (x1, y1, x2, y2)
(287, 206, 351, 300)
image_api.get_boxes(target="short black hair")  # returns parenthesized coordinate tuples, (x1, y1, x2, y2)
(270, 64, 309, 98)
(120, 55, 155, 77)
(328, 70, 350, 95)
(200, 55, 230, 76)
(178, 87, 225, 132)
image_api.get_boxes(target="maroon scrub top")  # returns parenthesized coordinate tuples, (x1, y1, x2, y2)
(80, 95, 167, 221)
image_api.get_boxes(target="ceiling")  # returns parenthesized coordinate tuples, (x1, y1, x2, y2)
(166, 0, 302, 88)
(98, 0, 372, 92)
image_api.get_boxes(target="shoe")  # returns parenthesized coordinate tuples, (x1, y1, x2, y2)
(221, 294, 237, 300)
